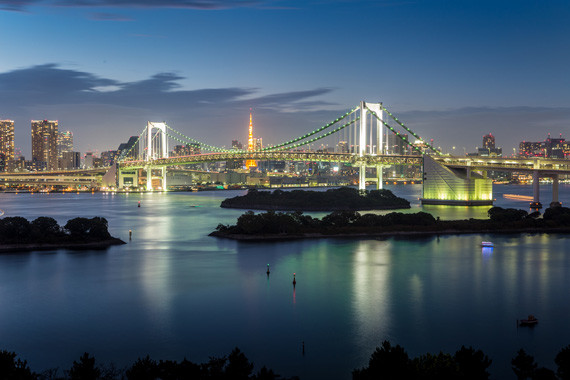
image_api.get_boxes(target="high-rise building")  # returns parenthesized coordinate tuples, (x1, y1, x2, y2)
(117, 136, 140, 161)
(0, 120, 15, 162)
(31, 120, 58, 170)
(482, 133, 495, 149)
(61, 151, 81, 169)
(231, 140, 243, 150)
(57, 131, 74, 158)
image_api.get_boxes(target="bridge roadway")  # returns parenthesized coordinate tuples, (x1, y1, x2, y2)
(2, 154, 570, 189)
(118, 152, 423, 168)
(434, 156, 570, 175)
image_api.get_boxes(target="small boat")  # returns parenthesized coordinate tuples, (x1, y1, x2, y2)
(481, 241, 494, 247)
(519, 315, 538, 326)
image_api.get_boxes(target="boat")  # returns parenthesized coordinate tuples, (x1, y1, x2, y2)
(481, 241, 494, 247)
(519, 315, 538, 326)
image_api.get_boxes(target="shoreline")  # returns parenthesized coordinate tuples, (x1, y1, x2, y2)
(0, 237, 127, 253)
(209, 226, 570, 241)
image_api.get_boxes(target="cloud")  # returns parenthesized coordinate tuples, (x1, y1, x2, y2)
(0, 0, 266, 11)
(0, 64, 339, 155)
(88, 12, 133, 21)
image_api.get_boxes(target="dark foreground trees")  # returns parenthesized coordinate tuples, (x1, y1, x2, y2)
(0, 347, 296, 380)
(355, 342, 570, 380)
(353, 341, 492, 380)
(0, 216, 114, 245)
(213, 206, 570, 238)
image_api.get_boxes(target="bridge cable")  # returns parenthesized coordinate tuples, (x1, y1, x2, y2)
(261, 107, 358, 151)
(379, 105, 442, 155)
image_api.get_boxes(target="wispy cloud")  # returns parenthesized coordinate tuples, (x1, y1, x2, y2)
(88, 11, 133, 21)
(1, 0, 267, 11)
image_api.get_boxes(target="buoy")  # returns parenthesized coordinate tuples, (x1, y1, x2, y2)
(266, 264, 270, 275)
(293, 273, 296, 286)
(129, 230, 132, 240)
(138, 201, 141, 208)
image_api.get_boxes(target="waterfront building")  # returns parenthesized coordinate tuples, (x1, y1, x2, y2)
(518, 135, 566, 159)
(100, 150, 117, 166)
(0, 120, 15, 163)
(84, 152, 94, 168)
(61, 151, 80, 170)
(57, 131, 73, 158)
(31, 120, 58, 170)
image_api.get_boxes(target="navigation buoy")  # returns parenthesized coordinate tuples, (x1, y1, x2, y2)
(293, 273, 296, 286)
(267, 264, 270, 276)
(138, 201, 141, 208)
(129, 230, 132, 240)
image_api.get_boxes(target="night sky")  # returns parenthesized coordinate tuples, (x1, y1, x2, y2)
(1, 0, 569, 157)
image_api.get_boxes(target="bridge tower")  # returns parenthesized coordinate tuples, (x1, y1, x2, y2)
(145, 122, 168, 191)
(357, 101, 385, 191)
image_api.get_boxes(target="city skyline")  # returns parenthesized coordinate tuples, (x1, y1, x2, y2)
(1, 0, 569, 157)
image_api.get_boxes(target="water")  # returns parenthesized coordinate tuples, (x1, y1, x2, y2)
(0, 184, 569, 379)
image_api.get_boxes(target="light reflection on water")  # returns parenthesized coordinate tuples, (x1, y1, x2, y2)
(0, 185, 569, 379)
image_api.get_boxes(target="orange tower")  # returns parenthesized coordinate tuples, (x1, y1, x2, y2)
(245, 108, 257, 169)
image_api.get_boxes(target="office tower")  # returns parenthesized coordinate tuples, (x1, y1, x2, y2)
(482, 133, 495, 149)
(231, 140, 243, 150)
(0, 120, 15, 162)
(337, 141, 348, 153)
(254, 137, 263, 150)
(57, 131, 74, 158)
(100, 150, 118, 166)
(31, 120, 58, 170)
(62, 151, 81, 170)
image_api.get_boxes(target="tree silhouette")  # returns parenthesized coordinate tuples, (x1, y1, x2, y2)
(0, 350, 36, 379)
(512, 349, 537, 380)
(67, 352, 101, 380)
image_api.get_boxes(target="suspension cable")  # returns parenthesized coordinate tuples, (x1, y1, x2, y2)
(262, 107, 358, 151)
(365, 106, 425, 155)
(380, 105, 442, 155)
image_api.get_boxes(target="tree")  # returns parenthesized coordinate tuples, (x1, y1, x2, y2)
(225, 347, 254, 380)
(31, 217, 61, 242)
(512, 349, 537, 380)
(64, 217, 92, 240)
(533, 367, 557, 380)
(555, 345, 570, 380)
(454, 345, 492, 380)
(126, 355, 159, 380)
(0, 350, 36, 379)
(353, 340, 411, 380)
(67, 352, 101, 380)
(0, 217, 32, 243)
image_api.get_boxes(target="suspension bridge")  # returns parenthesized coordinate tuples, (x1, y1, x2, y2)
(2, 101, 570, 207)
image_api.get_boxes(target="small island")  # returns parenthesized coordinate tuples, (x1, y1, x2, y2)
(211, 206, 570, 240)
(220, 187, 411, 211)
(0, 216, 125, 252)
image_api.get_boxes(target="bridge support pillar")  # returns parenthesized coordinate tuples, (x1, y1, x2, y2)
(359, 164, 366, 191)
(530, 171, 542, 209)
(146, 166, 153, 191)
(550, 174, 561, 208)
(161, 167, 167, 191)
(376, 165, 383, 190)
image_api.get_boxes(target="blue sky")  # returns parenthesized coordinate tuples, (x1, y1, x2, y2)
(0, 0, 569, 157)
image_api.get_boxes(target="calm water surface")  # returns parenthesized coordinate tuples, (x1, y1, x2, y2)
(0, 184, 569, 379)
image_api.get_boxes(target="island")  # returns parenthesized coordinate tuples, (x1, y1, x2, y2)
(220, 187, 411, 211)
(0, 216, 126, 252)
(210, 206, 570, 240)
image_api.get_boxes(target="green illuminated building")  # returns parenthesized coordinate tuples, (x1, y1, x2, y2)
(421, 155, 493, 206)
